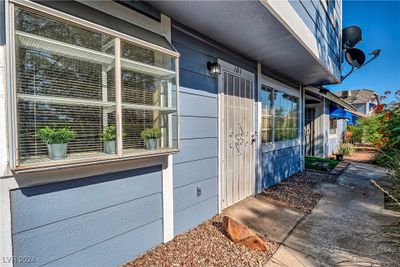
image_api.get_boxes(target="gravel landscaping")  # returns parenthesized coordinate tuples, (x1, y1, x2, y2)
(256, 171, 337, 213)
(123, 214, 279, 267)
(123, 170, 336, 266)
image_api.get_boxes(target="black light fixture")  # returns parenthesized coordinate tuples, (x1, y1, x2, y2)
(342, 48, 381, 81)
(341, 26, 381, 81)
(342, 26, 362, 49)
(207, 62, 221, 76)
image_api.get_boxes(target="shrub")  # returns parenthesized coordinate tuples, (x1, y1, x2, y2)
(376, 149, 400, 202)
(140, 128, 162, 140)
(347, 125, 363, 144)
(36, 127, 75, 144)
(337, 143, 356, 156)
(100, 125, 116, 141)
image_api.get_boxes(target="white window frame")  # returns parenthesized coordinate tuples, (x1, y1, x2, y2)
(260, 74, 301, 152)
(6, 0, 180, 171)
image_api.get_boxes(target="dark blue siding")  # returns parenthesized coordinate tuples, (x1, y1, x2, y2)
(262, 146, 301, 188)
(11, 166, 163, 267)
(288, 0, 341, 75)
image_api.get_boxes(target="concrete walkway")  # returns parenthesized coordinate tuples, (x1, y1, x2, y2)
(266, 162, 400, 267)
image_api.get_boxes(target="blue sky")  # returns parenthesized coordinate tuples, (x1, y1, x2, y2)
(326, 0, 400, 103)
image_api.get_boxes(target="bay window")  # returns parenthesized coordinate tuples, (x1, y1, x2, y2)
(13, 6, 179, 168)
(261, 85, 299, 144)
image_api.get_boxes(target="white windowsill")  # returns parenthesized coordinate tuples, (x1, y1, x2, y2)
(15, 148, 179, 173)
(261, 139, 300, 153)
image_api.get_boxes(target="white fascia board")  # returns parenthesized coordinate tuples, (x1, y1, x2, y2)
(305, 86, 357, 112)
(261, 0, 341, 82)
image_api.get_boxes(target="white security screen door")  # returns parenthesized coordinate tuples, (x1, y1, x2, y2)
(219, 60, 255, 210)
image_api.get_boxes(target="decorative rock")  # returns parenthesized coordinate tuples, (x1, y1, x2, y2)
(222, 216, 268, 251)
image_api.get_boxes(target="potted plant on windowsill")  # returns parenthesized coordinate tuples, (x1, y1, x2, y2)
(100, 125, 117, 154)
(140, 128, 162, 150)
(36, 126, 75, 160)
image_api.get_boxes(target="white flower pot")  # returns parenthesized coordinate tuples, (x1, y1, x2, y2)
(146, 138, 158, 150)
(47, 143, 68, 160)
(104, 140, 116, 154)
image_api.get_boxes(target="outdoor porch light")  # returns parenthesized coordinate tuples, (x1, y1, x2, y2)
(207, 62, 221, 76)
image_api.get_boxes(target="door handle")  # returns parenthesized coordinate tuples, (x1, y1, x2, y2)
(250, 132, 256, 144)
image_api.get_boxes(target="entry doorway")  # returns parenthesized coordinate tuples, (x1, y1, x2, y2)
(218, 60, 255, 210)
(305, 107, 315, 156)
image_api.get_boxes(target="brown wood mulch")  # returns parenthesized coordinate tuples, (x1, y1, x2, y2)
(123, 171, 336, 266)
(123, 214, 279, 267)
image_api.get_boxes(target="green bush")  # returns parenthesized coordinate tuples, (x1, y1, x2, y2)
(347, 125, 363, 144)
(376, 149, 400, 202)
(100, 125, 116, 141)
(140, 128, 162, 140)
(337, 143, 356, 156)
(36, 127, 75, 144)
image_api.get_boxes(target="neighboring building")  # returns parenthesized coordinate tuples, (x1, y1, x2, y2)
(0, 0, 342, 266)
(304, 87, 363, 157)
(335, 89, 380, 115)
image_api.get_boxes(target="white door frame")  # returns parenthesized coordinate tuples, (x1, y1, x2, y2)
(217, 59, 255, 212)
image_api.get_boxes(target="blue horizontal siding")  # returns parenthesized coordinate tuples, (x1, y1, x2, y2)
(180, 91, 217, 117)
(174, 138, 218, 164)
(11, 166, 163, 267)
(11, 165, 162, 233)
(288, 0, 340, 69)
(174, 176, 218, 212)
(174, 196, 218, 235)
(45, 220, 163, 267)
(174, 157, 218, 188)
(180, 68, 217, 94)
(262, 146, 301, 188)
(180, 116, 217, 139)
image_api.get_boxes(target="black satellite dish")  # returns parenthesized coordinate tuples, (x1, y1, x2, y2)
(342, 26, 362, 49)
(345, 48, 366, 68)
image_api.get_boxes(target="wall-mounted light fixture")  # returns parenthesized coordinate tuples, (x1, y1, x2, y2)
(207, 62, 221, 76)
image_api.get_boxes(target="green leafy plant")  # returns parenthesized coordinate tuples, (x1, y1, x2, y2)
(140, 128, 162, 140)
(376, 149, 400, 211)
(337, 143, 356, 156)
(36, 127, 75, 144)
(100, 125, 116, 141)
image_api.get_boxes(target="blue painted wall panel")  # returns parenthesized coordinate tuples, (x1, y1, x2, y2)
(46, 220, 163, 267)
(174, 138, 218, 164)
(173, 157, 218, 188)
(179, 91, 217, 118)
(262, 146, 301, 188)
(174, 196, 218, 235)
(174, 176, 218, 212)
(11, 166, 163, 267)
(180, 116, 217, 140)
(11, 165, 162, 233)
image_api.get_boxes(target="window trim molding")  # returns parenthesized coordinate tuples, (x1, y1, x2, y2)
(260, 74, 301, 151)
(10, 0, 180, 57)
(7, 0, 180, 171)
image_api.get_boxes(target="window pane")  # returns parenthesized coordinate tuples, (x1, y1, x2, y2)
(15, 7, 117, 165)
(121, 41, 177, 153)
(261, 86, 273, 143)
(274, 90, 299, 142)
(121, 41, 175, 71)
(330, 119, 337, 134)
